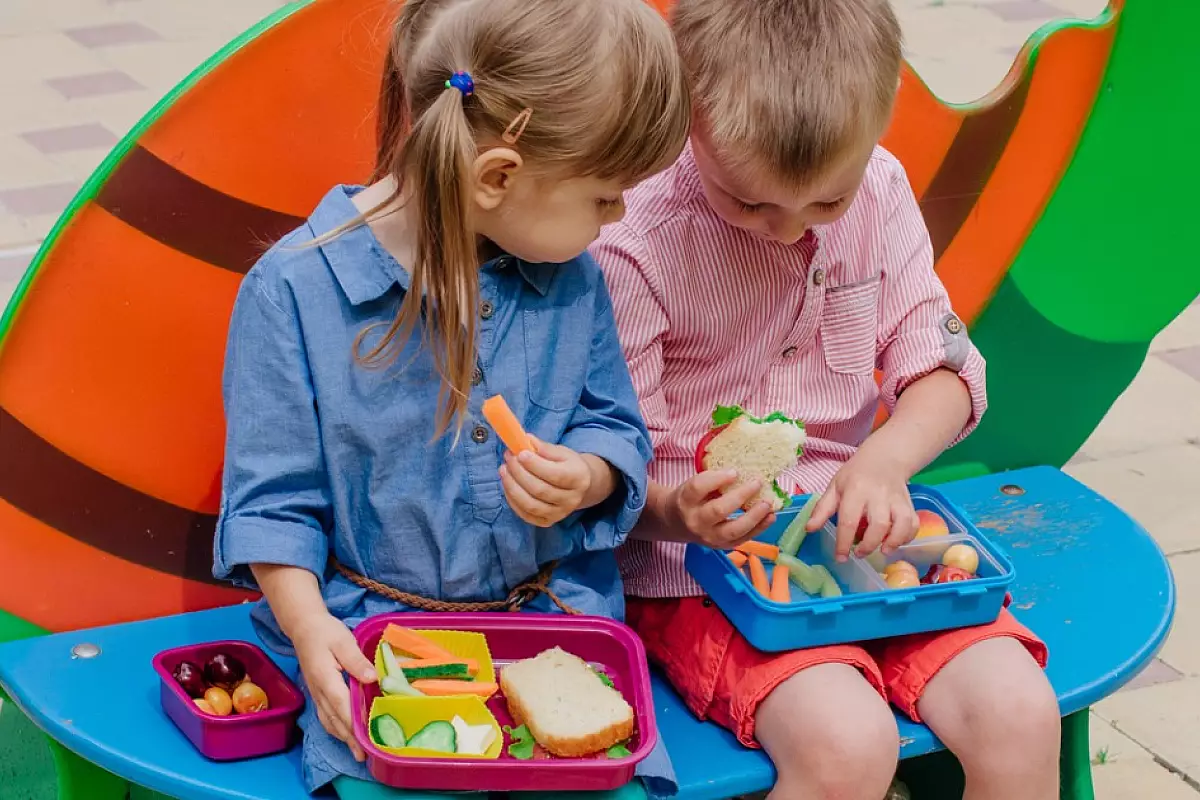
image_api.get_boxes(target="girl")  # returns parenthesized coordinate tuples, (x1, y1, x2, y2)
(213, 0, 690, 794)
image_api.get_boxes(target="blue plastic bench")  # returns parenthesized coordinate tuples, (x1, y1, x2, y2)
(0, 467, 1174, 800)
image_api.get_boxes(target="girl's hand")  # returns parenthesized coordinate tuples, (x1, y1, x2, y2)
(807, 451, 919, 562)
(291, 613, 377, 761)
(668, 470, 776, 549)
(500, 436, 611, 527)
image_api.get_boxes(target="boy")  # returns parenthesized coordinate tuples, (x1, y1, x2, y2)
(592, 1, 1059, 798)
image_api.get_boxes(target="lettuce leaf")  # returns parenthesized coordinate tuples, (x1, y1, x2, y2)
(772, 481, 793, 508)
(711, 405, 746, 426)
(711, 404, 804, 432)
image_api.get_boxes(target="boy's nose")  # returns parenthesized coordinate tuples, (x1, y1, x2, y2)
(770, 219, 809, 246)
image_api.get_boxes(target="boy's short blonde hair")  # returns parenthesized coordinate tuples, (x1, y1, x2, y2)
(673, 0, 902, 185)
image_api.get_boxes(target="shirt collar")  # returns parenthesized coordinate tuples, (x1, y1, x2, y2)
(311, 185, 556, 304)
(512, 258, 555, 296)
(309, 185, 410, 306)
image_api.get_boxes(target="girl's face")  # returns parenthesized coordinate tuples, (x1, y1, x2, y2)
(472, 156, 630, 265)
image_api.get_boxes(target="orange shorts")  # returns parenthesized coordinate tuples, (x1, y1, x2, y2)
(626, 596, 1047, 748)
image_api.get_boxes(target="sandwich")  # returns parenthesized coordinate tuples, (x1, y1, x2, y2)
(695, 405, 806, 512)
(499, 647, 634, 758)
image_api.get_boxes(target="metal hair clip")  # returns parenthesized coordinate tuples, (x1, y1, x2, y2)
(445, 71, 474, 96)
(502, 107, 533, 144)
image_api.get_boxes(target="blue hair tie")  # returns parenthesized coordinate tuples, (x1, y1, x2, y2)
(445, 71, 474, 97)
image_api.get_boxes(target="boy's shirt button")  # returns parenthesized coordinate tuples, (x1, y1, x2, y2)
(945, 316, 963, 335)
(812, 269, 826, 286)
(480, 300, 496, 320)
(471, 367, 484, 386)
(471, 425, 490, 444)
(782, 346, 798, 359)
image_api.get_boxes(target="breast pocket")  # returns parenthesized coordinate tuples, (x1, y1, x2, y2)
(523, 307, 591, 412)
(820, 276, 882, 376)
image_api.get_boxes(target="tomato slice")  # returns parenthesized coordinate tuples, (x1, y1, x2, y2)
(693, 424, 729, 474)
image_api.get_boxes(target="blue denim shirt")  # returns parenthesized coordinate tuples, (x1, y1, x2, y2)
(213, 186, 667, 793)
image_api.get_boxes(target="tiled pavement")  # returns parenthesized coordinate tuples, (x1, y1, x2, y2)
(3, 0, 1200, 798)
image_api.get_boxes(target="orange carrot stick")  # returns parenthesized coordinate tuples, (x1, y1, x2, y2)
(727, 551, 748, 568)
(482, 395, 534, 453)
(770, 563, 791, 603)
(410, 679, 499, 699)
(382, 625, 455, 661)
(747, 554, 770, 595)
(736, 541, 780, 561)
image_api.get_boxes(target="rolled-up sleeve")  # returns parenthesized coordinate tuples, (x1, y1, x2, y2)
(560, 271, 653, 548)
(876, 171, 987, 444)
(213, 261, 333, 589)
(591, 227, 672, 452)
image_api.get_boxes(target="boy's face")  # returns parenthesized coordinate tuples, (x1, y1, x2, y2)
(691, 126, 876, 245)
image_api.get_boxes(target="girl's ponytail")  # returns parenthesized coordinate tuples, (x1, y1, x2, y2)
(362, 76, 479, 438)
(373, 0, 436, 179)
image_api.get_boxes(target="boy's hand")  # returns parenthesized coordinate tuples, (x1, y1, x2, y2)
(291, 613, 377, 762)
(808, 451, 919, 562)
(668, 470, 776, 549)
(501, 436, 610, 527)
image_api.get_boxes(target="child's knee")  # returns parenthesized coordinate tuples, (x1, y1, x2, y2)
(948, 649, 1060, 771)
(758, 665, 898, 799)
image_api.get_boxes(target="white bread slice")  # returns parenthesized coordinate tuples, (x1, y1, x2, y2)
(702, 416, 806, 511)
(500, 647, 634, 758)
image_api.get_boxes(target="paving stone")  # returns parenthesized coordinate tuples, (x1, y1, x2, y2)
(1066, 445, 1200, 557)
(64, 21, 161, 48)
(1097, 674, 1200, 781)
(45, 70, 144, 99)
(983, 0, 1070, 23)
(1076, 357, 1200, 459)
(0, 183, 80, 217)
(20, 123, 118, 154)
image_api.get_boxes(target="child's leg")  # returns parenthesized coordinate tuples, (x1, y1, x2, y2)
(875, 610, 1057, 800)
(756, 664, 900, 800)
(627, 597, 897, 800)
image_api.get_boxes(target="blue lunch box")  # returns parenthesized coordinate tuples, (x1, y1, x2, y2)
(684, 485, 1015, 652)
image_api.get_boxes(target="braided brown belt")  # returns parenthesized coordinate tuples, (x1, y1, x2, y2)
(331, 557, 582, 615)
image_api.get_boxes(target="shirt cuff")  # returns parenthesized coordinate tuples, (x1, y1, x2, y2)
(213, 514, 330, 590)
(560, 426, 649, 546)
(888, 339, 988, 446)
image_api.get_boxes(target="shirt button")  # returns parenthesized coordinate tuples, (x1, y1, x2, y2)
(480, 300, 495, 320)
(813, 269, 826, 286)
(782, 346, 798, 359)
(471, 367, 483, 386)
(471, 425, 489, 444)
(945, 316, 963, 335)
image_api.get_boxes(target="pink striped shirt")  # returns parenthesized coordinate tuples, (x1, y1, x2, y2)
(591, 143, 987, 598)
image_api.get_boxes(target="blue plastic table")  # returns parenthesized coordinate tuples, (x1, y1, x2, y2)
(0, 467, 1175, 800)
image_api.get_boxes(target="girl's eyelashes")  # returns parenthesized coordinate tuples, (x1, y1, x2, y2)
(596, 197, 623, 209)
(734, 199, 763, 214)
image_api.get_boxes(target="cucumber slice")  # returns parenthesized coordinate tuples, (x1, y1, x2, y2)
(408, 720, 458, 754)
(812, 566, 843, 598)
(778, 493, 821, 557)
(380, 642, 403, 676)
(401, 662, 471, 680)
(380, 674, 423, 697)
(378, 642, 423, 696)
(777, 553, 824, 595)
(370, 714, 407, 749)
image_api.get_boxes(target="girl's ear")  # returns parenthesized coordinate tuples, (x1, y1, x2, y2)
(472, 147, 523, 210)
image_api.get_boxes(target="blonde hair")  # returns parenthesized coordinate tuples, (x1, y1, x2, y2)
(344, 0, 689, 439)
(673, 0, 901, 185)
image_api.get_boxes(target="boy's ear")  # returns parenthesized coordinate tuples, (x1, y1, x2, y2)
(472, 147, 523, 211)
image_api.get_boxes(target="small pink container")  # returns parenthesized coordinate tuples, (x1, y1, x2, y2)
(350, 613, 657, 792)
(153, 640, 304, 761)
